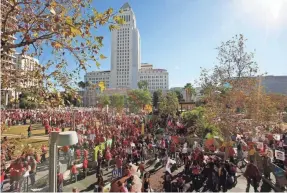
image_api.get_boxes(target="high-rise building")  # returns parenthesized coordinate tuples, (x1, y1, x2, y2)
(82, 3, 169, 106)
(110, 2, 141, 89)
(1, 0, 18, 106)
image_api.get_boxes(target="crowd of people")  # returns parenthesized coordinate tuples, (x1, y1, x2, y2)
(1, 108, 287, 192)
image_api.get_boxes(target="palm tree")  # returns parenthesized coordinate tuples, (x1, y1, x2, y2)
(184, 83, 196, 102)
(78, 81, 91, 90)
(137, 80, 148, 90)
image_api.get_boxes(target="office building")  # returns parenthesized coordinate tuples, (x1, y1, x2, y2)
(110, 2, 141, 89)
(139, 63, 169, 92)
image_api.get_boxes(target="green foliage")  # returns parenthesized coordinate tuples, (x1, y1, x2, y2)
(110, 94, 125, 112)
(19, 91, 40, 109)
(184, 83, 196, 102)
(181, 106, 220, 138)
(127, 89, 152, 113)
(61, 92, 82, 107)
(174, 90, 184, 102)
(98, 95, 111, 107)
(1, 0, 123, 103)
(137, 80, 148, 90)
(158, 91, 179, 117)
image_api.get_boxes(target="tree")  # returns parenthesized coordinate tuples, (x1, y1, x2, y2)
(98, 95, 110, 107)
(61, 91, 82, 107)
(199, 34, 259, 95)
(184, 83, 195, 102)
(1, 0, 125, 105)
(110, 94, 125, 113)
(127, 89, 152, 113)
(174, 90, 184, 102)
(152, 91, 159, 108)
(158, 91, 179, 117)
(197, 34, 279, 138)
(137, 80, 148, 90)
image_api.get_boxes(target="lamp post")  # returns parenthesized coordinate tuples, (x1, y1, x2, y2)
(49, 131, 78, 192)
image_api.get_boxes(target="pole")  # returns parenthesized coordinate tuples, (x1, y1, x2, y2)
(73, 110, 76, 130)
(49, 132, 59, 192)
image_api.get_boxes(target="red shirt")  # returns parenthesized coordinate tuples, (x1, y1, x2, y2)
(76, 149, 81, 157)
(63, 146, 69, 153)
(55, 128, 60, 132)
(83, 149, 88, 158)
(83, 159, 88, 169)
(10, 163, 24, 177)
(71, 165, 77, 174)
(0, 171, 5, 183)
(116, 158, 123, 168)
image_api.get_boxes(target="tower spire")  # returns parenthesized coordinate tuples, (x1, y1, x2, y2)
(121, 2, 131, 10)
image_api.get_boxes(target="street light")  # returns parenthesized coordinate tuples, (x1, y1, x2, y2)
(49, 131, 78, 192)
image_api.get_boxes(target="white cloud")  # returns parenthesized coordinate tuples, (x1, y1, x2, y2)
(174, 65, 180, 70)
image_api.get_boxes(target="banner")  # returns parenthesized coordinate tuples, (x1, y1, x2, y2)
(106, 139, 113, 148)
(165, 158, 176, 174)
(275, 150, 285, 161)
(94, 146, 100, 161)
(100, 142, 106, 151)
(273, 134, 281, 141)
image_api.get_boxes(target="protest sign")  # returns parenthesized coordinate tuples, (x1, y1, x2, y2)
(265, 148, 274, 159)
(106, 139, 113, 148)
(112, 169, 118, 179)
(273, 134, 281, 141)
(256, 142, 264, 150)
(275, 150, 285, 161)
(270, 163, 287, 188)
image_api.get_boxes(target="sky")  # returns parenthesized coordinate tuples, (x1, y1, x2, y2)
(72, 0, 287, 88)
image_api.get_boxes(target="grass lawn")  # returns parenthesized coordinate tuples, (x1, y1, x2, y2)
(2, 124, 46, 136)
(4, 137, 49, 157)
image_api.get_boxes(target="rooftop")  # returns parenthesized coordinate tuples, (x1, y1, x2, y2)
(121, 2, 131, 10)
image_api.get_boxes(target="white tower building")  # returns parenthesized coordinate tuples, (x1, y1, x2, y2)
(110, 3, 141, 89)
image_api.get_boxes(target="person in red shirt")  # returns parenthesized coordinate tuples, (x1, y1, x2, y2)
(83, 149, 88, 160)
(57, 170, 63, 192)
(116, 156, 123, 177)
(0, 169, 5, 191)
(41, 144, 47, 163)
(105, 149, 112, 171)
(75, 149, 81, 160)
(137, 161, 145, 178)
(9, 159, 25, 191)
(70, 162, 78, 182)
(82, 158, 88, 179)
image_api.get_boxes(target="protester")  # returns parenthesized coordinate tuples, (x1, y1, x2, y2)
(244, 159, 261, 192)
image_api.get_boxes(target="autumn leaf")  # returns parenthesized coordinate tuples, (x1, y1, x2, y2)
(109, 25, 117, 31)
(98, 81, 105, 92)
(100, 54, 107, 59)
(49, 7, 56, 15)
(96, 61, 100, 68)
(71, 27, 81, 36)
